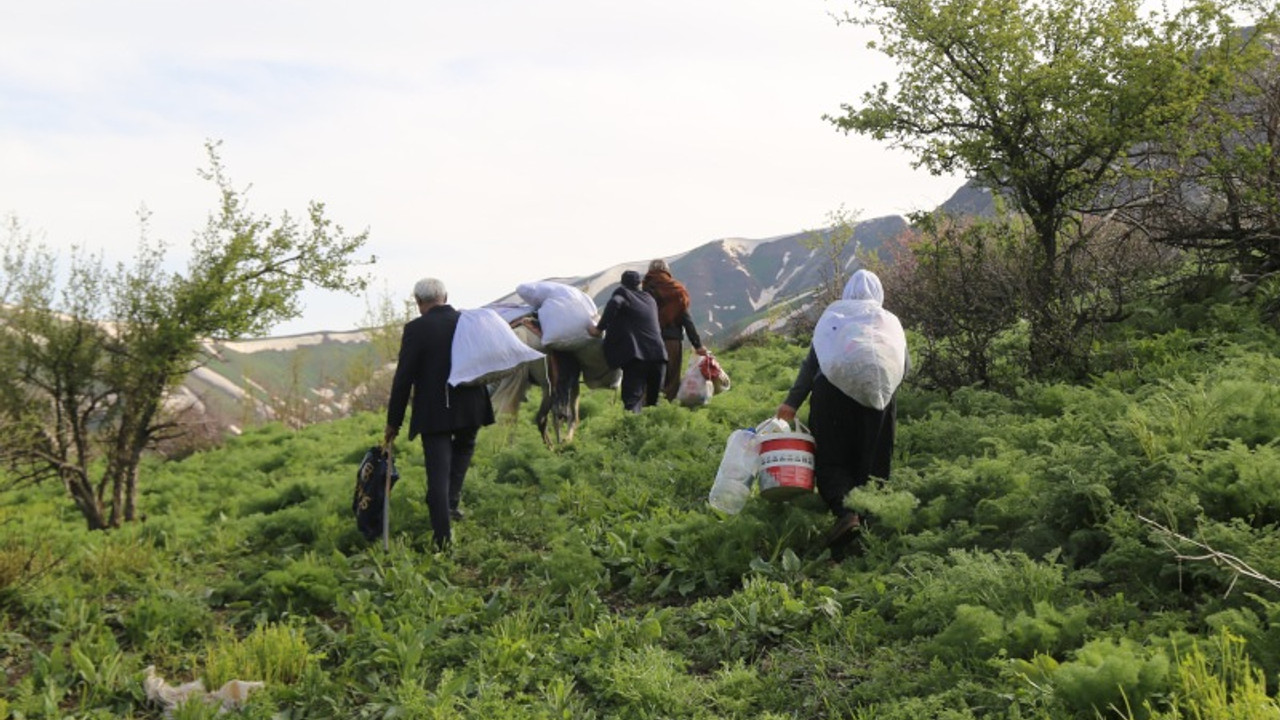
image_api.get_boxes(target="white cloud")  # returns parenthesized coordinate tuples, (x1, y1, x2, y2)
(1, 0, 965, 334)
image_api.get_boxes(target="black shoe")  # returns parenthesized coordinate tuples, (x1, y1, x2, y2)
(450, 508, 464, 521)
(825, 513, 861, 547)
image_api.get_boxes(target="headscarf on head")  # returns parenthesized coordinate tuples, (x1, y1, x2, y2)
(621, 270, 643, 290)
(642, 267, 691, 327)
(841, 269, 884, 305)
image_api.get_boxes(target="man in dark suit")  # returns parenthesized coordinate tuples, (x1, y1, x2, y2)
(589, 270, 667, 413)
(385, 277, 494, 550)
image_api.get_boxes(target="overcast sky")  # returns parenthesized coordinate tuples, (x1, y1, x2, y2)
(1, 0, 967, 336)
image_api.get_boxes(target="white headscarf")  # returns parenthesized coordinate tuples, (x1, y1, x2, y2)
(841, 269, 884, 305)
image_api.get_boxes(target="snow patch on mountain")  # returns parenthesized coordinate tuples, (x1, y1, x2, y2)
(773, 252, 792, 282)
(721, 234, 789, 257)
(752, 263, 806, 311)
(189, 367, 250, 399)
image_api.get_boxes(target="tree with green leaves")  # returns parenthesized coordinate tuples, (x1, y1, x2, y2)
(1133, 30, 1280, 307)
(830, 0, 1275, 375)
(0, 142, 370, 530)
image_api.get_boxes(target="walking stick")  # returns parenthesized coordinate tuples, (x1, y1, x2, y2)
(382, 442, 392, 552)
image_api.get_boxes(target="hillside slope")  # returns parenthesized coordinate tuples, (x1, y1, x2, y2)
(185, 208, 920, 431)
(6, 316, 1280, 718)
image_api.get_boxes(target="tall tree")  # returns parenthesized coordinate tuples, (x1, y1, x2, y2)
(830, 0, 1273, 375)
(0, 142, 371, 529)
(1132, 30, 1280, 304)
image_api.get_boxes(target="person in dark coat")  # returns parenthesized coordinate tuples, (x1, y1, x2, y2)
(589, 270, 668, 413)
(775, 270, 904, 549)
(642, 259, 708, 403)
(385, 277, 494, 550)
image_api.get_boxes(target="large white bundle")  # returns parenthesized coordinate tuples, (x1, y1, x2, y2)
(537, 290, 599, 351)
(514, 281, 599, 351)
(448, 308, 545, 387)
(516, 281, 579, 307)
(812, 299, 907, 410)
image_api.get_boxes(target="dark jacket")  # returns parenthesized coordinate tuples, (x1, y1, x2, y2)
(659, 310, 702, 346)
(783, 346, 823, 410)
(596, 287, 667, 369)
(386, 304, 494, 439)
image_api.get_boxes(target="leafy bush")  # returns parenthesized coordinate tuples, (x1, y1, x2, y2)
(1193, 442, 1280, 526)
(243, 552, 348, 616)
(1050, 637, 1171, 718)
(881, 548, 1076, 639)
(236, 480, 322, 517)
(120, 590, 214, 652)
(0, 525, 64, 606)
(1147, 630, 1280, 719)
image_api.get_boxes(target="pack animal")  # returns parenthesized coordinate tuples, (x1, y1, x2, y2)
(489, 317, 585, 445)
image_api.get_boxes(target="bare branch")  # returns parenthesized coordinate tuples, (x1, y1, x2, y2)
(1138, 515, 1280, 596)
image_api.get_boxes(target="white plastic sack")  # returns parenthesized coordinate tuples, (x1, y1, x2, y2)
(812, 299, 907, 410)
(448, 308, 545, 387)
(538, 291, 600, 351)
(675, 355, 713, 407)
(708, 429, 759, 514)
(516, 281, 579, 308)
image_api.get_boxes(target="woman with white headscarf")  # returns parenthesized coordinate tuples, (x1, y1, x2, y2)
(775, 269, 908, 551)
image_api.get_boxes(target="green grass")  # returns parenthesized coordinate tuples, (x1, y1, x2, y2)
(4, 321, 1280, 718)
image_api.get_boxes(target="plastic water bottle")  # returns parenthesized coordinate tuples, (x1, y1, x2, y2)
(709, 477, 750, 514)
(708, 429, 758, 515)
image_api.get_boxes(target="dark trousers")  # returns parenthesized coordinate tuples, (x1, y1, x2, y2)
(661, 338, 684, 401)
(420, 428, 479, 548)
(807, 375, 896, 518)
(620, 359, 666, 413)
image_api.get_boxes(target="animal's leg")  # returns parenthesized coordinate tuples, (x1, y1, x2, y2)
(536, 394, 553, 447)
(563, 386, 580, 442)
(537, 354, 557, 447)
(555, 351, 583, 443)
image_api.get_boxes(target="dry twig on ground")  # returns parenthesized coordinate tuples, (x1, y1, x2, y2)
(1139, 515, 1280, 597)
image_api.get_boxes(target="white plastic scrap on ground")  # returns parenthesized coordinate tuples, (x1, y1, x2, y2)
(144, 665, 264, 716)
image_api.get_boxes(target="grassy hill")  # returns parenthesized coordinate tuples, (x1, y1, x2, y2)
(4, 301, 1280, 718)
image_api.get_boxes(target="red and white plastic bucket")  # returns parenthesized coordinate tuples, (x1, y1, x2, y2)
(756, 420, 816, 501)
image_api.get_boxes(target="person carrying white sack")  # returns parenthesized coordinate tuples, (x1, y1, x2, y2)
(385, 277, 495, 550)
(774, 269, 909, 551)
